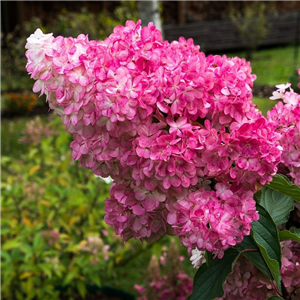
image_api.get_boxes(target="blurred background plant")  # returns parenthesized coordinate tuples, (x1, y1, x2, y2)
(134, 239, 193, 300)
(229, 1, 273, 60)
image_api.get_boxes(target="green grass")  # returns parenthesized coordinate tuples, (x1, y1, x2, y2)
(226, 45, 300, 86)
(252, 96, 277, 116)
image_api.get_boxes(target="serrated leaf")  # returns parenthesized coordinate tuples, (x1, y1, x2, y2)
(190, 248, 240, 300)
(279, 229, 300, 242)
(251, 204, 282, 291)
(234, 235, 272, 279)
(260, 187, 294, 226)
(267, 174, 300, 202)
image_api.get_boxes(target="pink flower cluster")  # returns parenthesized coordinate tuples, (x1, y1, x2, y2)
(268, 84, 300, 185)
(25, 21, 282, 257)
(218, 240, 300, 300)
(80, 236, 110, 263)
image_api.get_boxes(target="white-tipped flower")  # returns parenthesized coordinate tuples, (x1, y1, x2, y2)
(269, 83, 291, 100)
(190, 248, 206, 268)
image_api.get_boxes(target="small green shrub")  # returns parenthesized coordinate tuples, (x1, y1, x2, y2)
(230, 2, 272, 60)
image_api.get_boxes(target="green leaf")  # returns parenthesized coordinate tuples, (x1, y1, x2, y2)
(37, 263, 52, 279)
(76, 280, 87, 298)
(267, 174, 300, 202)
(190, 248, 240, 300)
(267, 297, 283, 300)
(204, 250, 214, 266)
(89, 272, 101, 287)
(254, 190, 262, 202)
(63, 267, 79, 286)
(1, 228, 10, 235)
(33, 233, 43, 250)
(251, 204, 282, 291)
(260, 187, 294, 226)
(279, 229, 300, 242)
(234, 235, 272, 279)
(2, 239, 21, 251)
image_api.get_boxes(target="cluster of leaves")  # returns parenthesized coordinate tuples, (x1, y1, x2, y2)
(1, 115, 156, 300)
(190, 175, 300, 300)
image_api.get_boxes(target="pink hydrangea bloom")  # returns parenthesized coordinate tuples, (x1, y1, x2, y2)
(267, 85, 300, 185)
(25, 21, 282, 258)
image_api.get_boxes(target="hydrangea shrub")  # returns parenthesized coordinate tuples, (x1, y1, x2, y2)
(25, 21, 300, 300)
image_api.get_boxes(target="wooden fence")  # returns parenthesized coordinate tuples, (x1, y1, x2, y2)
(163, 12, 300, 53)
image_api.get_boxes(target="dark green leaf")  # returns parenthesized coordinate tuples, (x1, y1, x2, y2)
(260, 187, 294, 226)
(190, 248, 240, 300)
(254, 190, 262, 202)
(279, 229, 300, 242)
(267, 297, 283, 300)
(205, 250, 214, 266)
(267, 174, 300, 202)
(251, 205, 282, 290)
(63, 267, 79, 286)
(234, 235, 272, 279)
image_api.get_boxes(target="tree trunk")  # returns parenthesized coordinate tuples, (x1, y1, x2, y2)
(138, 0, 162, 34)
